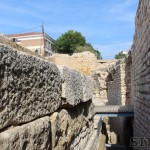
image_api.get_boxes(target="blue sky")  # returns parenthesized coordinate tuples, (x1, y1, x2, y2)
(0, 0, 138, 59)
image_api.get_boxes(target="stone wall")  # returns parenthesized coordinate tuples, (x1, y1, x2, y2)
(107, 57, 132, 105)
(92, 60, 117, 106)
(106, 56, 132, 146)
(0, 45, 94, 150)
(131, 0, 150, 148)
(49, 52, 118, 106)
(48, 51, 97, 75)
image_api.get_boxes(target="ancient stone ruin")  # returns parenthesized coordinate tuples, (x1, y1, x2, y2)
(0, 0, 150, 149)
(0, 45, 96, 149)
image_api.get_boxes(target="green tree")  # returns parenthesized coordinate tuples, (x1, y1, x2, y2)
(95, 50, 103, 59)
(115, 51, 127, 59)
(54, 30, 86, 54)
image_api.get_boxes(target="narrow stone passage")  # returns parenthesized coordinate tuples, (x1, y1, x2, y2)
(92, 53, 133, 149)
(0, 0, 150, 149)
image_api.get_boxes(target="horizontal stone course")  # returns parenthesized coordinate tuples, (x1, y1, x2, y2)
(58, 66, 83, 106)
(50, 100, 94, 150)
(0, 44, 94, 150)
(0, 45, 62, 131)
(131, 0, 150, 148)
(58, 66, 93, 106)
(0, 116, 51, 150)
(0, 100, 94, 150)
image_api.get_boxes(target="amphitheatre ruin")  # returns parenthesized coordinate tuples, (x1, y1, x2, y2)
(0, 0, 149, 149)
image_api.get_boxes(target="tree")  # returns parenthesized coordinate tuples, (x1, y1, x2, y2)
(54, 30, 86, 54)
(54, 30, 103, 59)
(95, 50, 103, 59)
(115, 51, 127, 59)
(75, 43, 102, 59)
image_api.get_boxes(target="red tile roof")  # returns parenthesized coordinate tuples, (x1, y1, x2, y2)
(7, 32, 42, 37)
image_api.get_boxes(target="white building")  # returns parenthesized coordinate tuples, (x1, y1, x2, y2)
(7, 32, 55, 56)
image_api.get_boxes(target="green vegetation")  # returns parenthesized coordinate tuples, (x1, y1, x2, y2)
(115, 51, 127, 59)
(54, 30, 102, 59)
(54, 30, 86, 54)
(75, 43, 102, 59)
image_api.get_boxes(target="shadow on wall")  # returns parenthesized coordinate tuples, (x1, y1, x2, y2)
(105, 55, 133, 149)
(123, 117, 133, 150)
(106, 61, 123, 105)
(125, 52, 132, 105)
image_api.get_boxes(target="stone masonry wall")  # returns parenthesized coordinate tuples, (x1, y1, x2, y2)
(0, 45, 94, 150)
(131, 0, 150, 149)
(107, 57, 132, 105)
(48, 51, 97, 75)
(92, 60, 117, 106)
(106, 56, 132, 145)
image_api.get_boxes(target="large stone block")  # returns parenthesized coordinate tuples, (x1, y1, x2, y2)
(70, 120, 94, 150)
(0, 45, 61, 130)
(0, 117, 51, 150)
(58, 66, 93, 106)
(82, 75, 93, 102)
(50, 100, 94, 150)
(58, 66, 83, 106)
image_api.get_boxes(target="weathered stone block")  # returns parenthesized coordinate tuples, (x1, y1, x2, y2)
(0, 45, 61, 130)
(50, 100, 94, 150)
(70, 120, 94, 150)
(0, 117, 51, 150)
(58, 66, 93, 106)
(58, 66, 83, 106)
(82, 75, 93, 102)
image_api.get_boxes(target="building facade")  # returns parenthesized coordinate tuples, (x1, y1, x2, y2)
(7, 32, 55, 56)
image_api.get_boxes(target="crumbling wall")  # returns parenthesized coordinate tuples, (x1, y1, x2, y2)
(107, 60, 125, 105)
(92, 60, 117, 106)
(131, 0, 150, 148)
(107, 57, 132, 105)
(0, 45, 94, 150)
(106, 56, 132, 145)
(48, 51, 97, 75)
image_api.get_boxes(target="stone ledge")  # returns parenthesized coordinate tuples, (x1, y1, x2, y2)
(0, 116, 51, 149)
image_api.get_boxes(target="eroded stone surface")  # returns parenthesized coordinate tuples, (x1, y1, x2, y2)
(58, 66, 93, 106)
(70, 120, 94, 150)
(48, 51, 97, 75)
(131, 0, 150, 142)
(0, 117, 51, 150)
(92, 60, 117, 106)
(82, 75, 93, 102)
(0, 45, 95, 150)
(58, 66, 83, 106)
(0, 45, 61, 130)
(50, 100, 94, 150)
